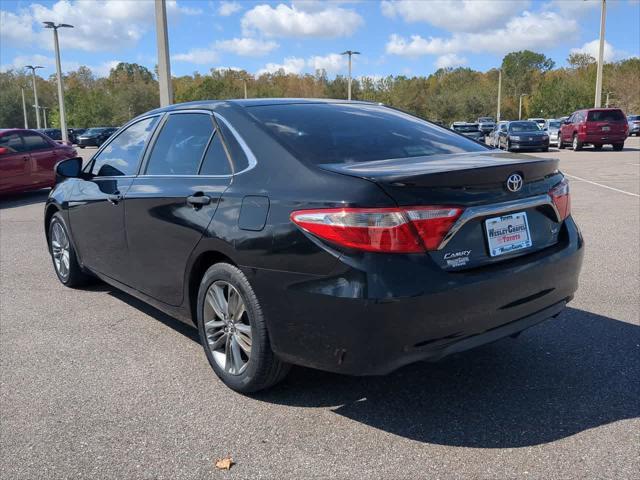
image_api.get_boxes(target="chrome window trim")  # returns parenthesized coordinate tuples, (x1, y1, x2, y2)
(437, 194, 561, 250)
(213, 112, 257, 174)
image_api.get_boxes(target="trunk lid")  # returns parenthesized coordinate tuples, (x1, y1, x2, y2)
(319, 151, 564, 270)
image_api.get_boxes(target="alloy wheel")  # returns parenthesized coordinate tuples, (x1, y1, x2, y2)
(51, 222, 70, 280)
(203, 281, 252, 375)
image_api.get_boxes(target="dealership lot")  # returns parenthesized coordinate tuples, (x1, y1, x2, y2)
(1, 140, 638, 479)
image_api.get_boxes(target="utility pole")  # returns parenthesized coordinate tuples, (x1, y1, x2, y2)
(21, 87, 28, 129)
(43, 22, 73, 144)
(518, 93, 528, 120)
(341, 50, 360, 101)
(25, 65, 44, 128)
(155, 0, 173, 106)
(243, 78, 248, 99)
(496, 69, 502, 122)
(594, 0, 607, 107)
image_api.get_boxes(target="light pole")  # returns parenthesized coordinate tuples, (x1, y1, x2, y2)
(341, 50, 360, 101)
(41, 107, 49, 128)
(155, 0, 173, 106)
(518, 93, 528, 120)
(43, 22, 73, 144)
(496, 69, 502, 122)
(594, 0, 607, 107)
(24, 65, 44, 128)
(21, 86, 28, 129)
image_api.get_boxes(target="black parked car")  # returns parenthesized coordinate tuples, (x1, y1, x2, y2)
(68, 128, 87, 144)
(38, 128, 62, 141)
(450, 122, 485, 142)
(75, 127, 117, 148)
(45, 99, 583, 393)
(477, 116, 496, 135)
(497, 121, 550, 152)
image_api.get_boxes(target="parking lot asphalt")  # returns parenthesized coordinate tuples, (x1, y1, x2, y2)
(1, 138, 639, 479)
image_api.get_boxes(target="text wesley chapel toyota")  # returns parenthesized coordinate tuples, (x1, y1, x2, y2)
(45, 99, 583, 393)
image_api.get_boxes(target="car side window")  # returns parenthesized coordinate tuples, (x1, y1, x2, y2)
(0, 133, 26, 153)
(216, 118, 249, 172)
(199, 131, 232, 176)
(21, 132, 52, 151)
(92, 116, 159, 177)
(145, 113, 214, 175)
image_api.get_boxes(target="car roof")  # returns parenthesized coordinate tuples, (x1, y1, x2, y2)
(145, 98, 379, 116)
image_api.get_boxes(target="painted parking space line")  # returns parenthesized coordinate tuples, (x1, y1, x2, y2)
(564, 173, 639, 198)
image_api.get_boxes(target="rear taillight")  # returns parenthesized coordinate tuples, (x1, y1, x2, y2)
(290, 206, 463, 253)
(550, 177, 571, 221)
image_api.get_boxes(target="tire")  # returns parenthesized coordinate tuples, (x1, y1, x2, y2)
(612, 143, 624, 151)
(541, 147, 549, 152)
(558, 135, 565, 149)
(506, 140, 512, 152)
(79, 146, 85, 149)
(572, 134, 582, 151)
(48, 212, 91, 287)
(197, 263, 290, 393)
(593, 144, 603, 150)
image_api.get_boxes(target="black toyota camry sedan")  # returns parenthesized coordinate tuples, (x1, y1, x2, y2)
(45, 99, 583, 393)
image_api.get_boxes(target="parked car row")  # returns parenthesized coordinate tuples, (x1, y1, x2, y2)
(35, 127, 118, 148)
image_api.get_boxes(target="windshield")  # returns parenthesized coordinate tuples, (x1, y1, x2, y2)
(478, 117, 494, 123)
(628, 115, 640, 121)
(548, 121, 561, 128)
(509, 122, 541, 132)
(248, 103, 487, 164)
(452, 124, 480, 133)
(85, 128, 107, 135)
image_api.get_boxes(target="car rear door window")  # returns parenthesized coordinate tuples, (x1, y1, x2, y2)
(91, 116, 159, 176)
(216, 118, 249, 172)
(0, 133, 26, 153)
(145, 113, 214, 175)
(199, 132, 232, 175)
(21, 132, 52, 151)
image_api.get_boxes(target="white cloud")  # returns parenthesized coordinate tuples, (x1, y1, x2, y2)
(218, 1, 242, 16)
(435, 53, 467, 69)
(547, 0, 600, 15)
(92, 60, 123, 77)
(257, 57, 306, 75)
(308, 53, 347, 74)
(216, 37, 279, 56)
(0, 0, 198, 53)
(242, 2, 363, 38)
(381, 0, 529, 33)
(386, 11, 578, 57)
(172, 48, 220, 64)
(570, 39, 628, 62)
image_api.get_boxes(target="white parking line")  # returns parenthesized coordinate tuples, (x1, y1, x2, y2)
(564, 174, 640, 198)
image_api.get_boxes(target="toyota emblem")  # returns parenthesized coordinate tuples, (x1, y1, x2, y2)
(506, 173, 523, 192)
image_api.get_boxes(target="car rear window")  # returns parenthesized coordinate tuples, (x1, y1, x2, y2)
(587, 110, 625, 122)
(247, 103, 487, 164)
(452, 124, 480, 133)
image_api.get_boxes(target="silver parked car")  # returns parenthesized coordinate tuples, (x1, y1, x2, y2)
(543, 119, 562, 146)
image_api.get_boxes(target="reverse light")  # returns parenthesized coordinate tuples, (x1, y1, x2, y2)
(290, 206, 463, 253)
(550, 177, 571, 221)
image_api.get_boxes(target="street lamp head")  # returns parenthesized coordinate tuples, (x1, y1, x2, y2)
(341, 50, 361, 56)
(43, 21, 74, 29)
(25, 65, 44, 71)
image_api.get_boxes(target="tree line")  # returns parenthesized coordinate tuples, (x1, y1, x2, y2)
(1, 50, 638, 129)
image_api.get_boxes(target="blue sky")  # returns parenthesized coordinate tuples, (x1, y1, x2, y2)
(1, 0, 639, 79)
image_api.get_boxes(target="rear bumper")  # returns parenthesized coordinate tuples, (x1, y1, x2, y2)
(245, 217, 584, 375)
(579, 133, 626, 143)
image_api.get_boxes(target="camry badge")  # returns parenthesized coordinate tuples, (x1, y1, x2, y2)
(506, 173, 523, 193)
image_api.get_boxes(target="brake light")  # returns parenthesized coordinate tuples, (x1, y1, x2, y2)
(290, 206, 463, 253)
(550, 178, 571, 221)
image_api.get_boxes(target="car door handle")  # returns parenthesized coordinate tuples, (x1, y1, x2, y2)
(187, 194, 211, 208)
(107, 192, 122, 205)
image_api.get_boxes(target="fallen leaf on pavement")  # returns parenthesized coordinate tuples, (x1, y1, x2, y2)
(215, 457, 234, 470)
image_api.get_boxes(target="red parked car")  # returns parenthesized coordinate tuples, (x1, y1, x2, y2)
(0, 129, 77, 196)
(558, 108, 628, 151)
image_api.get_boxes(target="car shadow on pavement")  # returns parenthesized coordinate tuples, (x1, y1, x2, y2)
(0, 189, 50, 209)
(254, 307, 639, 448)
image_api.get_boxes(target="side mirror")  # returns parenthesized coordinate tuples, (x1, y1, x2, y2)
(0, 147, 9, 155)
(55, 157, 83, 182)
